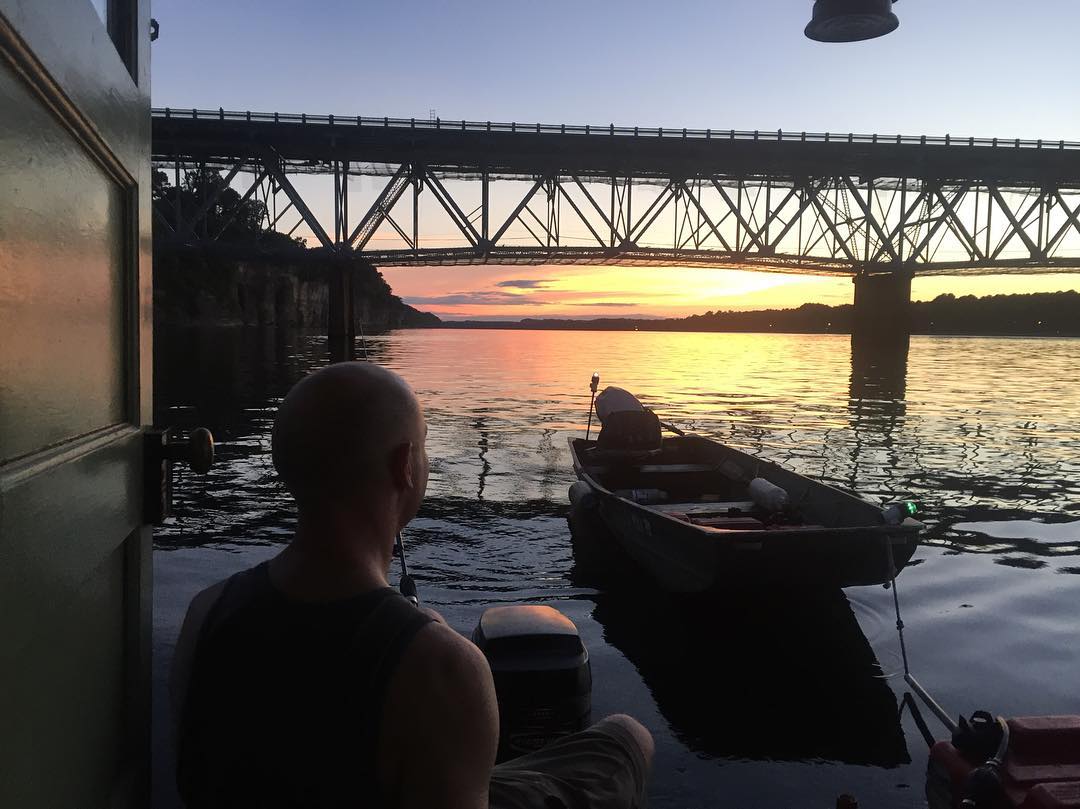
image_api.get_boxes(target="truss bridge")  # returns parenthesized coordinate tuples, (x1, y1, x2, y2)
(151, 107, 1080, 339)
(153, 107, 1080, 278)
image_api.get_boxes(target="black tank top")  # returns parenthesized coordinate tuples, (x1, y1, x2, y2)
(177, 562, 433, 809)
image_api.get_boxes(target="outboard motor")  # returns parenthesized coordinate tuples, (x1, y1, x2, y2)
(472, 605, 592, 761)
(594, 386, 661, 453)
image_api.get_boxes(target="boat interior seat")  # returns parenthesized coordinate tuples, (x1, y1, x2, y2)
(650, 500, 758, 515)
(582, 445, 664, 466)
(585, 462, 719, 476)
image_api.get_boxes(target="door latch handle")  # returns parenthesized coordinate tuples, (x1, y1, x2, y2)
(163, 427, 215, 474)
(144, 426, 215, 525)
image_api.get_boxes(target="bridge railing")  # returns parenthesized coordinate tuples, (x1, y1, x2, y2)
(152, 107, 1080, 151)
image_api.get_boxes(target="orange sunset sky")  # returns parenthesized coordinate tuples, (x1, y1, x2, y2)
(382, 265, 1080, 321)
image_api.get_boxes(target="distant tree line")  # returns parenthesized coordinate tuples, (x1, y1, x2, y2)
(440, 291, 1080, 336)
(152, 167, 303, 249)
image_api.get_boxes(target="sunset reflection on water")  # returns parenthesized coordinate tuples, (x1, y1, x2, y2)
(153, 327, 1080, 809)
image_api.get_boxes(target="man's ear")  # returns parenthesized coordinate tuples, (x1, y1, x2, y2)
(388, 441, 414, 490)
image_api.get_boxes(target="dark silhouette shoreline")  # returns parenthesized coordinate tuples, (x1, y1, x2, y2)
(154, 245, 440, 330)
(433, 290, 1080, 336)
(151, 168, 439, 330)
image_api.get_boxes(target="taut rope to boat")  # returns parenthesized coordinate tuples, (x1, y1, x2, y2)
(885, 535, 957, 737)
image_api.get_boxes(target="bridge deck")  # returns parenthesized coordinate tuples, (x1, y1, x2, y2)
(152, 108, 1080, 186)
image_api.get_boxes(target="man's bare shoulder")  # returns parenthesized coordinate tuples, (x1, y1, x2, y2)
(189, 579, 228, 617)
(403, 619, 492, 682)
(392, 618, 498, 716)
(379, 617, 499, 809)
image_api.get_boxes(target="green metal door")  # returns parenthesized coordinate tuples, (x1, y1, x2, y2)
(0, 1, 153, 806)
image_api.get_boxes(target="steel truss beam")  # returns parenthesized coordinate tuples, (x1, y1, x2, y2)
(152, 154, 1080, 276)
(260, 150, 334, 249)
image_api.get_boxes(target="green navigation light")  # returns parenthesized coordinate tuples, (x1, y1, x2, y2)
(903, 501, 918, 516)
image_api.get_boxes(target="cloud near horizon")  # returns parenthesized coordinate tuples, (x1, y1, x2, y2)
(495, 279, 550, 289)
(404, 290, 549, 306)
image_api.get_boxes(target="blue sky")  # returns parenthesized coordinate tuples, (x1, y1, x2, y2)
(150, 0, 1080, 318)
(151, 0, 1080, 139)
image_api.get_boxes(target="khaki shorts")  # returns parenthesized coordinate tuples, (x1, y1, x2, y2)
(489, 718, 651, 809)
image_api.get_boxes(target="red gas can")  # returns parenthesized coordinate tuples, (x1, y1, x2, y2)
(928, 716, 1080, 809)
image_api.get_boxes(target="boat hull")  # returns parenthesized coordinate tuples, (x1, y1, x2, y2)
(594, 491, 918, 592)
(569, 435, 921, 594)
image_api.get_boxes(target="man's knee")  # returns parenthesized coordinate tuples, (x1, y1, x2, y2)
(599, 714, 654, 764)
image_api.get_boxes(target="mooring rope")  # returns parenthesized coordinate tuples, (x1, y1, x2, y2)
(885, 536, 958, 735)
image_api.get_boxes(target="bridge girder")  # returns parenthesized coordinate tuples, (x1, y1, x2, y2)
(152, 109, 1080, 276)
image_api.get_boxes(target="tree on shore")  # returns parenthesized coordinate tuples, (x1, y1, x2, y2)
(152, 168, 304, 249)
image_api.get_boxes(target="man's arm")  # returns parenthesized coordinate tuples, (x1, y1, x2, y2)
(378, 622, 499, 809)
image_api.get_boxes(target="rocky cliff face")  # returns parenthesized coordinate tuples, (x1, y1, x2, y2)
(154, 246, 440, 330)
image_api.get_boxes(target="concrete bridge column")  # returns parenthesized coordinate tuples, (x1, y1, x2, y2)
(852, 273, 912, 341)
(328, 261, 355, 362)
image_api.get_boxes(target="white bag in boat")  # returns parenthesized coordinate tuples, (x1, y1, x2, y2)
(595, 386, 645, 423)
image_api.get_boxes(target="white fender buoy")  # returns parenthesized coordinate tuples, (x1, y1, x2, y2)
(749, 478, 789, 512)
(568, 481, 594, 507)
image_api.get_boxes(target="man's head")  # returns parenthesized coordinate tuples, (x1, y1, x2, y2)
(272, 362, 428, 529)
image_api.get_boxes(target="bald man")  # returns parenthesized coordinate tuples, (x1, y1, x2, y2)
(171, 362, 652, 809)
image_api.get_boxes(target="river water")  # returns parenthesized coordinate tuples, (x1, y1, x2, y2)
(152, 327, 1080, 809)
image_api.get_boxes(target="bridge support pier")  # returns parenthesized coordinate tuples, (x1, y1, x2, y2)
(850, 331, 909, 406)
(328, 260, 355, 362)
(852, 273, 911, 341)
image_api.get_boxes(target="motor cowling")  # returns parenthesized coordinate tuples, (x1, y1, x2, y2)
(594, 387, 661, 452)
(472, 605, 592, 762)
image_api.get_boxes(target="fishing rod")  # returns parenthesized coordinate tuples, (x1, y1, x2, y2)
(357, 316, 420, 607)
(395, 531, 419, 607)
(585, 372, 600, 440)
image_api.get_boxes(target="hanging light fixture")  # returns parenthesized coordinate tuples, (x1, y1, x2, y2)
(805, 0, 899, 42)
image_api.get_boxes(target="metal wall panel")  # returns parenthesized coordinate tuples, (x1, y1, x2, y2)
(0, 0, 152, 805)
(0, 61, 126, 461)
